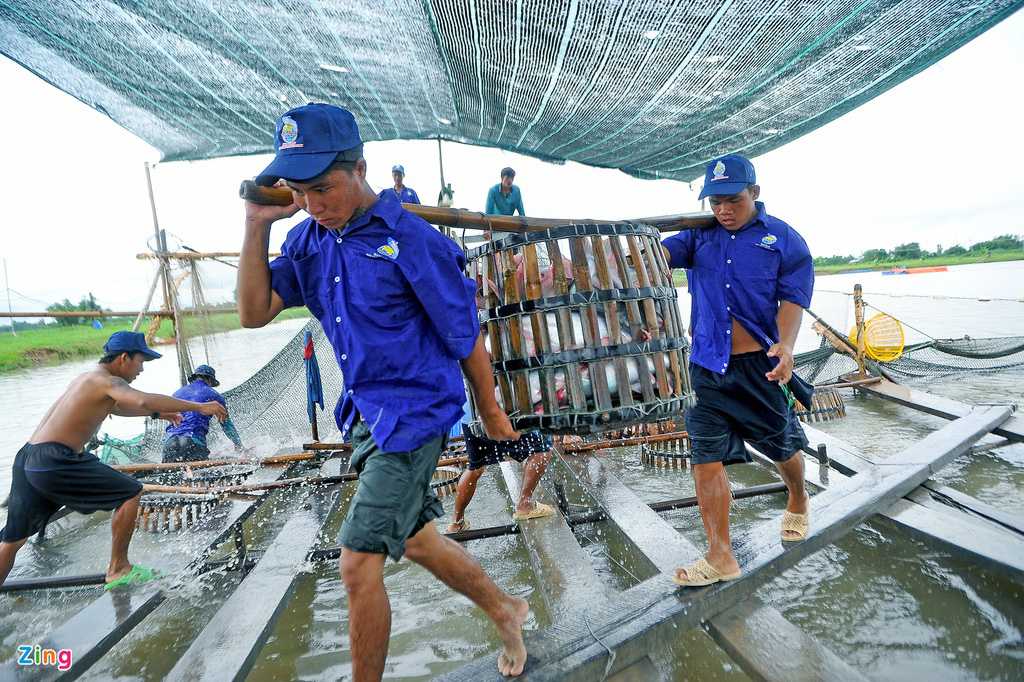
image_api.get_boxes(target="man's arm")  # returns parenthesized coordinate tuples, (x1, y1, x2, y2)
(515, 189, 524, 216)
(460, 333, 519, 441)
(765, 301, 804, 385)
(485, 187, 496, 214)
(222, 417, 244, 449)
(238, 198, 297, 328)
(107, 378, 228, 422)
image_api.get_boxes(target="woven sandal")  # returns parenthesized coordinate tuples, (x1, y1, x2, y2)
(445, 518, 470, 533)
(781, 493, 811, 541)
(513, 501, 555, 520)
(671, 557, 742, 587)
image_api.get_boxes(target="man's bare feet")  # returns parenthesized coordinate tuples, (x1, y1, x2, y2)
(495, 596, 529, 676)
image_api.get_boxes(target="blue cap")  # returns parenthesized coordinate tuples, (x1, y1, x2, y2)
(698, 154, 756, 200)
(392, 164, 405, 174)
(255, 103, 363, 186)
(191, 364, 220, 387)
(103, 331, 162, 360)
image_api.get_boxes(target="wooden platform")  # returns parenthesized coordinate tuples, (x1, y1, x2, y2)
(7, 460, 310, 681)
(166, 457, 351, 681)
(437, 405, 1011, 680)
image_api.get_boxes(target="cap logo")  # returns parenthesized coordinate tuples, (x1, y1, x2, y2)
(279, 115, 303, 150)
(377, 237, 400, 260)
(712, 159, 728, 181)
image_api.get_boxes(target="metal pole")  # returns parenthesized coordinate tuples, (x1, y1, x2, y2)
(3, 259, 15, 336)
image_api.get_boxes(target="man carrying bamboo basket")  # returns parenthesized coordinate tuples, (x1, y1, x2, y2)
(239, 103, 530, 679)
(661, 155, 814, 587)
(0, 331, 227, 590)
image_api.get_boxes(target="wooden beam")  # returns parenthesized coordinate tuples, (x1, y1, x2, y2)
(556, 452, 867, 682)
(137, 251, 280, 260)
(165, 458, 351, 681)
(854, 378, 1024, 443)
(12, 462, 307, 681)
(436, 406, 1010, 681)
(497, 460, 608, 621)
(0, 308, 239, 318)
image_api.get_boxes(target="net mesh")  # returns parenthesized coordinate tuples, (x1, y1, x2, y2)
(2, 0, 1020, 180)
(793, 288, 1024, 384)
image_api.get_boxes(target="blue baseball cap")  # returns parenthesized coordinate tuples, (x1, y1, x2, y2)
(698, 154, 756, 200)
(191, 364, 220, 387)
(255, 103, 363, 186)
(392, 164, 405, 174)
(103, 331, 162, 360)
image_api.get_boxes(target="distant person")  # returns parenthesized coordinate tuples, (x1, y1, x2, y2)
(661, 154, 814, 587)
(446, 428, 555, 533)
(0, 331, 227, 590)
(163, 364, 244, 463)
(377, 164, 420, 204)
(485, 167, 524, 217)
(438, 182, 454, 208)
(240, 103, 529, 678)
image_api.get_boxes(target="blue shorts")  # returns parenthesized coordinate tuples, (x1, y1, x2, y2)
(685, 351, 808, 466)
(463, 430, 553, 471)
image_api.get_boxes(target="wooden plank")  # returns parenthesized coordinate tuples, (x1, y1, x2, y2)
(498, 461, 608, 621)
(605, 656, 662, 682)
(558, 453, 867, 682)
(921, 481, 1024, 535)
(801, 425, 1024, 583)
(9, 462, 305, 681)
(707, 596, 869, 682)
(856, 377, 1024, 443)
(166, 458, 350, 682)
(436, 406, 1010, 681)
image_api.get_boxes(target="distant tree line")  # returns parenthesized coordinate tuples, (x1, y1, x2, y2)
(44, 293, 129, 327)
(814, 234, 1023, 265)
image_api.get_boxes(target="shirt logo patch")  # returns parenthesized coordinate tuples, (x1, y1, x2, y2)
(279, 116, 303, 150)
(711, 159, 729, 181)
(376, 237, 400, 260)
(761, 234, 778, 246)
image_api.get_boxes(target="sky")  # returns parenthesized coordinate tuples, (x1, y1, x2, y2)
(1, 10, 1022, 316)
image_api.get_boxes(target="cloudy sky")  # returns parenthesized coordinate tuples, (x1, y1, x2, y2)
(1, 10, 1022, 315)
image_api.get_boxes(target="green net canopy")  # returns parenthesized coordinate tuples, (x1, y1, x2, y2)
(2, 0, 1020, 179)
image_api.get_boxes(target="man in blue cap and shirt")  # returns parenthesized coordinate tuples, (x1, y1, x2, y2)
(661, 154, 814, 587)
(239, 103, 528, 679)
(162, 364, 244, 463)
(377, 164, 420, 205)
(0, 331, 227, 590)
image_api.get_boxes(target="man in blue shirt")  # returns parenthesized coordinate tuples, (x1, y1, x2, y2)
(661, 155, 814, 587)
(162, 364, 244, 463)
(485, 167, 524, 216)
(377, 164, 420, 204)
(239, 104, 528, 678)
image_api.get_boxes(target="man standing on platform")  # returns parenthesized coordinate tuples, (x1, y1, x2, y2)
(0, 331, 227, 590)
(162, 364, 244, 463)
(661, 154, 814, 587)
(485, 167, 524, 217)
(239, 103, 529, 678)
(377, 164, 420, 204)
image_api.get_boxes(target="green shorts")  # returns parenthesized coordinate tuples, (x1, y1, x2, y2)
(338, 420, 447, 561)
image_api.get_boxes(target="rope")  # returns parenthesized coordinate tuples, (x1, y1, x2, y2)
(583, 609, 617, 682)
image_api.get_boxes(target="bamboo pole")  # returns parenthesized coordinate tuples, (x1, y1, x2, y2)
(113, 451, 321, 473)
(137, 252, 281, 260)
(562, 430, 690, 453)
(133, 268, 164, 332)
(239, 181, 716, 233)
(142, 454, 469, 495)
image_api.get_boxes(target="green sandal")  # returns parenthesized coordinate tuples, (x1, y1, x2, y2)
(105, 565, 162, 590)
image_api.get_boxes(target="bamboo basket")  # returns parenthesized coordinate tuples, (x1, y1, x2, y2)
(466, 223, 694, 434)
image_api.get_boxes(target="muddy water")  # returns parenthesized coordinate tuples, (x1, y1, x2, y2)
(2, 263, 1024, 680)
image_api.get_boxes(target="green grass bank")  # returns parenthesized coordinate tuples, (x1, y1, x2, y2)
(0, 309, 312, 374)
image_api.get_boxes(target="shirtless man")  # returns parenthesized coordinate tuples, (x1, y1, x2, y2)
(0, 331, 227, 589)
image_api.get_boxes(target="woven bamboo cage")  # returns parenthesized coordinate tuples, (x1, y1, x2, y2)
(466, 223, 695, 434)
(794, 387, 846, 423)
(640, 432, 691, 469)
(137, 493, 219, 533)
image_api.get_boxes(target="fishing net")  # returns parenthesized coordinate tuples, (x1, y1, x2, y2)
(793, 288, 1024, 384)
(2, 0, 1020, 180)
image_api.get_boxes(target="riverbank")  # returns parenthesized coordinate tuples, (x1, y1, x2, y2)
(0, 309, 312, 373)
(814, 251, 1024, 274)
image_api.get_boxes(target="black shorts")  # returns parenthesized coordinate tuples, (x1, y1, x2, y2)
(0, 442, 143, 543)
(163, 436, 211, 463)
(685, 351, 808, 466)
(464, 430, 553, 471)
